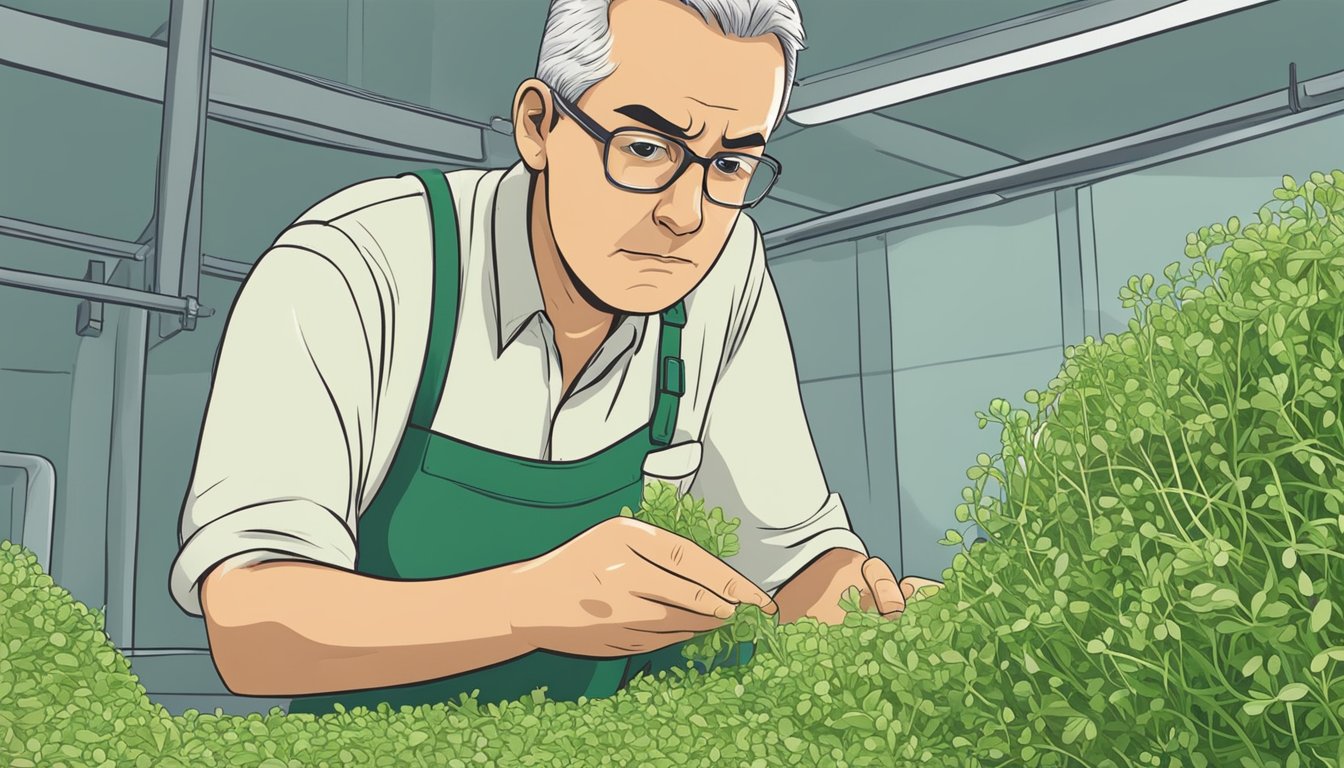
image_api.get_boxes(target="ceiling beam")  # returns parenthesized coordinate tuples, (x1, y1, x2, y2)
(767, 187, 837, 214)
(0, 5, 487, 164)
(765, 66, 1344, 257)
(787, 0, 1261, 125)
(835, 113, 1021, 178)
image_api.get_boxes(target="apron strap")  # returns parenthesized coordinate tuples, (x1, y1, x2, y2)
(650, 301, 686, 447)
(404, 168, 461, 430)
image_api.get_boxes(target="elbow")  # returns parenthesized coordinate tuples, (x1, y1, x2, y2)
(210, 634, 270, 697)
(206, 613, 309, 697)
(200, 565, 286, 697)
(202, 603, 276, 696)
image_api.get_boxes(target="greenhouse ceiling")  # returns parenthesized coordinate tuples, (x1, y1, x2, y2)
(0, 0, 1342, 261)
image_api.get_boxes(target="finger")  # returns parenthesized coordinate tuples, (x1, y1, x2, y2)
(622, 521, 777, 614)
(630, 588, 733, 631)
(862, 557, 905, 615)
(857, 585, 876, 613)
(902, 576, 945, 600)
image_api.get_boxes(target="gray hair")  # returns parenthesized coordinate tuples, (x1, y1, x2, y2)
(535, 0, 805, 132)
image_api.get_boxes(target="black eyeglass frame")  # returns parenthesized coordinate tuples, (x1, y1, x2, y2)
(550, 90, 783, 210)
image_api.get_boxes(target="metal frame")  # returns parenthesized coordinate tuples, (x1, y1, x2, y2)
(790, 0, 1178, 110)
(0, 3, 498, 318)
(787, 0, 1270, 124)
(0, 5, 488, 166)
(0, 265, 214, 319)
(0, 216, 146, 261)
(853, 234, 905, 573)
(764, 67, 1344, 258)
(152, 0, 213, 339)
(0, 452, 57, 575)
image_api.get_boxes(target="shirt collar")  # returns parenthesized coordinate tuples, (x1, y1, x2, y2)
(488, 160, 647, 362)
(491, 160, 547, 354)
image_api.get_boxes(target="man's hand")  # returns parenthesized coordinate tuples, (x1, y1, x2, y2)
(510, 517, 778, 657)
(772, 548, 944, 625)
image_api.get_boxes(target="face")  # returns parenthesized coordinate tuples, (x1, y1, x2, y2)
(514, 0, 786, 314)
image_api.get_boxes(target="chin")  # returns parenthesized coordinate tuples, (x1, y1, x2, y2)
(600, 286, 681, 316)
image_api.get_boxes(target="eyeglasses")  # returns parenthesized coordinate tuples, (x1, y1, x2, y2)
(551, 91, 782, 209)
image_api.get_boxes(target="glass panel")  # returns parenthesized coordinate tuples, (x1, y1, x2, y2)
(799, 376, 895, 562)
(0, 63, 161, 242)
(887, 193, 1061, 370)
(0, 0, 169, 39)
(1091, 112, 1344, 338)
(894, 347, 1065, 580)
(771, 241, 860, 381)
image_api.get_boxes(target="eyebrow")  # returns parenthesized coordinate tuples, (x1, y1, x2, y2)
(614, 104, 766, 151)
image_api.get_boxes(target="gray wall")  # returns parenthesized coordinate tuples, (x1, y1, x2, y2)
(769, 193, 1065, 582)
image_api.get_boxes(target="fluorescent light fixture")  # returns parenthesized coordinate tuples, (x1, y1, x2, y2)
(788, 0, 1276, 126)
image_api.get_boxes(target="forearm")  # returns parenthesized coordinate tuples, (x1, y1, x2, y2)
(201, 559, 535, 697)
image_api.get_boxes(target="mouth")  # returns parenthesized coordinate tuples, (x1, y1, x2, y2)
(621, 249, 693, 265)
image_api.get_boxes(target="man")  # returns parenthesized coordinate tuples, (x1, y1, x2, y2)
(169, 0, 942, 714)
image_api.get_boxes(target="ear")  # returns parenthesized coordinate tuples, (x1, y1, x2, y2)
(513, 79, 555, 173)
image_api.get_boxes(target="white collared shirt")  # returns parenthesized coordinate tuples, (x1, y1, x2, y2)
(169, 160, 867, 617)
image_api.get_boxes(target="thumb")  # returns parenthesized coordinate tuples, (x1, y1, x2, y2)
(861, 556, 905, 615)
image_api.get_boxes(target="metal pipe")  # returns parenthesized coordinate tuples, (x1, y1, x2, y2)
(0, 265, 214, 319)
(104, 305, 148, 649)
(152, 0, 213, 339)
(764, 67, 1344, 257)
(0, 452, 56, 574)
(0, 216, 144, 260)
(201, 254, 251, 281)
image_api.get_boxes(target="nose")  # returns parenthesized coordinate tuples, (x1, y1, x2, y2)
(653, 164, 705, 237)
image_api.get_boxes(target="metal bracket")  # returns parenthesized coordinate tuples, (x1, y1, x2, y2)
(182, 296, 201, 332)
(1288, 62, 1301, 114)
(76, 260, 106, 337)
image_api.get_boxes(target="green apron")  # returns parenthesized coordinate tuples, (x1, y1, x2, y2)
(287, 168, 751, 716)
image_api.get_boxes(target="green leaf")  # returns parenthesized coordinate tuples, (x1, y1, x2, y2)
(1249, 391, 1281, 411)
(1061, 715, 1091, 745)
(1311, 599, 1333, 632)
(1242, 699, 1272, 716)
(1278, 683, 1309, 702)
(1309, 647, 1344, 674)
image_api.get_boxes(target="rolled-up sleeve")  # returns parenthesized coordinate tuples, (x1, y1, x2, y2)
(169, 222, 381, 617)
(689, 231, 868, 595)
